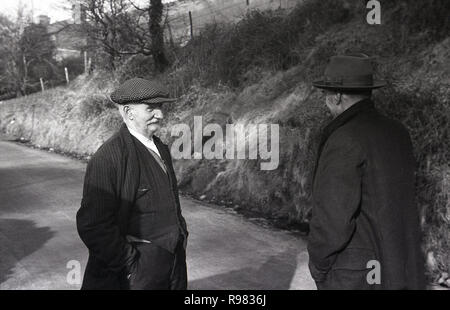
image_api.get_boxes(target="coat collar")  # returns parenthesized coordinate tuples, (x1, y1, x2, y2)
(119, 123, 134, 148)
(322, 98, 374, 143)
(313, 99, 375, 182)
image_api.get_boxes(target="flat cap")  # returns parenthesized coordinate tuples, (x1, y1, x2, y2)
(110, 78, 176, 105)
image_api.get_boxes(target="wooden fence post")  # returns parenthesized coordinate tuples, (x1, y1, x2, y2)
(65, 67, 69, 84)
(189, 11, 193, 39)
(87, 58, 92, 74)
(84, 51, 88, 74)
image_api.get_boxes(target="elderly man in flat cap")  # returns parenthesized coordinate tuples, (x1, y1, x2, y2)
(77, 78, 188, 290)
(308, 54, 425, 290)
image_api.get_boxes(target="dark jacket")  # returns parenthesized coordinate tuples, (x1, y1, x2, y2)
(76, 124, 188, 290)
(127, 138, 186, 253)
(308, 99, 425, 290)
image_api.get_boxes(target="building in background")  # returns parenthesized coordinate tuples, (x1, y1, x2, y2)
(72, 3, 87, 24)
(39, 4, 87, 61)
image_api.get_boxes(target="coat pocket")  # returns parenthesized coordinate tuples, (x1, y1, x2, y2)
(136, 187, 151, 199)
(134, 186, 156, 212)
(333, 248, 376, 271)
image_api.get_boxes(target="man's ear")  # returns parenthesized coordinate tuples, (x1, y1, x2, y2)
(123, 105, 133, 120)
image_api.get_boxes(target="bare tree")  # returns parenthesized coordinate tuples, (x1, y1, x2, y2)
(129, 0, 169, 72)
(77, 0, 131, 69)
(77, 0, 170, 71)
(0, 4, 34, 97)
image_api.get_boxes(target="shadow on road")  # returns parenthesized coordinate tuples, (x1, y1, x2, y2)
(0, 219, 54, 285)
(0, 166, 83, 214)
(188, 248, 298, 289)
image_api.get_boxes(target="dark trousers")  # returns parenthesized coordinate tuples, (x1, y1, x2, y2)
(315, 269, 376, 290)
(121, 239, 187, 290)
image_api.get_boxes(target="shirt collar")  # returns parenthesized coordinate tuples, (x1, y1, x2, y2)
(126, 126, 156, 149)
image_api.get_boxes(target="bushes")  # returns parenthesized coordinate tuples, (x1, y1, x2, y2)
(166, 23, 229, 95)
(214, 10, 288, 86)
(165, 0, 449, 92)
(78, 94, 114, 120)
(115, 55, 155, 83)
(59, 56, 85, 80)
(215, 0, 352, 86)
(167, 0, 353, 91)
(389, 0, 450, 43)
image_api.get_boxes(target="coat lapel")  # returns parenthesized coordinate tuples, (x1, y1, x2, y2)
(117, 124, 141, 234)
(153, 136, 176, 187)
(153, 136, 188, 237)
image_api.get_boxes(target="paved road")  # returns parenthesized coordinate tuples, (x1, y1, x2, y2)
(0, 140, 315, 290)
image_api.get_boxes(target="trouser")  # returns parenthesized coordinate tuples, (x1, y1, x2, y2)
(121, 238, 187, 290)
(315, 269, 376, 290)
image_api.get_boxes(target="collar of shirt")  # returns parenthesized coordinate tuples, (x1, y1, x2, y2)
(127, 126, 162, 159)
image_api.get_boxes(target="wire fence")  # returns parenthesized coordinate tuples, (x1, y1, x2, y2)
(164, 0, 303, 45)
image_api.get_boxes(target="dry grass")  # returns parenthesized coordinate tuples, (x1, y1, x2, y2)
(0, 72, 121, 155)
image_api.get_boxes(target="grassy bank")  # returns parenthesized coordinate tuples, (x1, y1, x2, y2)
(1, 0, 449, 284)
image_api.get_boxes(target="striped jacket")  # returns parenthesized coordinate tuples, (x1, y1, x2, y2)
(76, 124, 188, 289)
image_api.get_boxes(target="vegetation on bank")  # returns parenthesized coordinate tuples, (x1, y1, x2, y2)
(0, 0, 449, 285)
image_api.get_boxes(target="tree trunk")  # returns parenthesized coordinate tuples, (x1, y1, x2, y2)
(21, 55, 28, 95)
(149, 0, 169, 72)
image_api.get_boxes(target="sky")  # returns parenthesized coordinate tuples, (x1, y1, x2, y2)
(1, 0, 73, 22)
(0, 0, 177, 23)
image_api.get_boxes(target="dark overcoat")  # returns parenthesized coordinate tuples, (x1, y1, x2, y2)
(76, 124, 188, 289)
(308, 99, 425, 290)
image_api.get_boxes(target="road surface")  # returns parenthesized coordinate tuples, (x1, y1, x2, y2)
(0, 139, 315, 290)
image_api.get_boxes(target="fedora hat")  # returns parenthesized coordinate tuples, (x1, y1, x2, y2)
(110, 78, 176, 105)
(313, 54, 386, 91)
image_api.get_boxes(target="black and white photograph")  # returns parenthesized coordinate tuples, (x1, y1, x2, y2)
(0, 0, 448, 296)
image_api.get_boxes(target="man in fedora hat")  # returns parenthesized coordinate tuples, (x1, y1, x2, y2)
(77, 78, 188, 290)
(308, 54, 425, 289)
